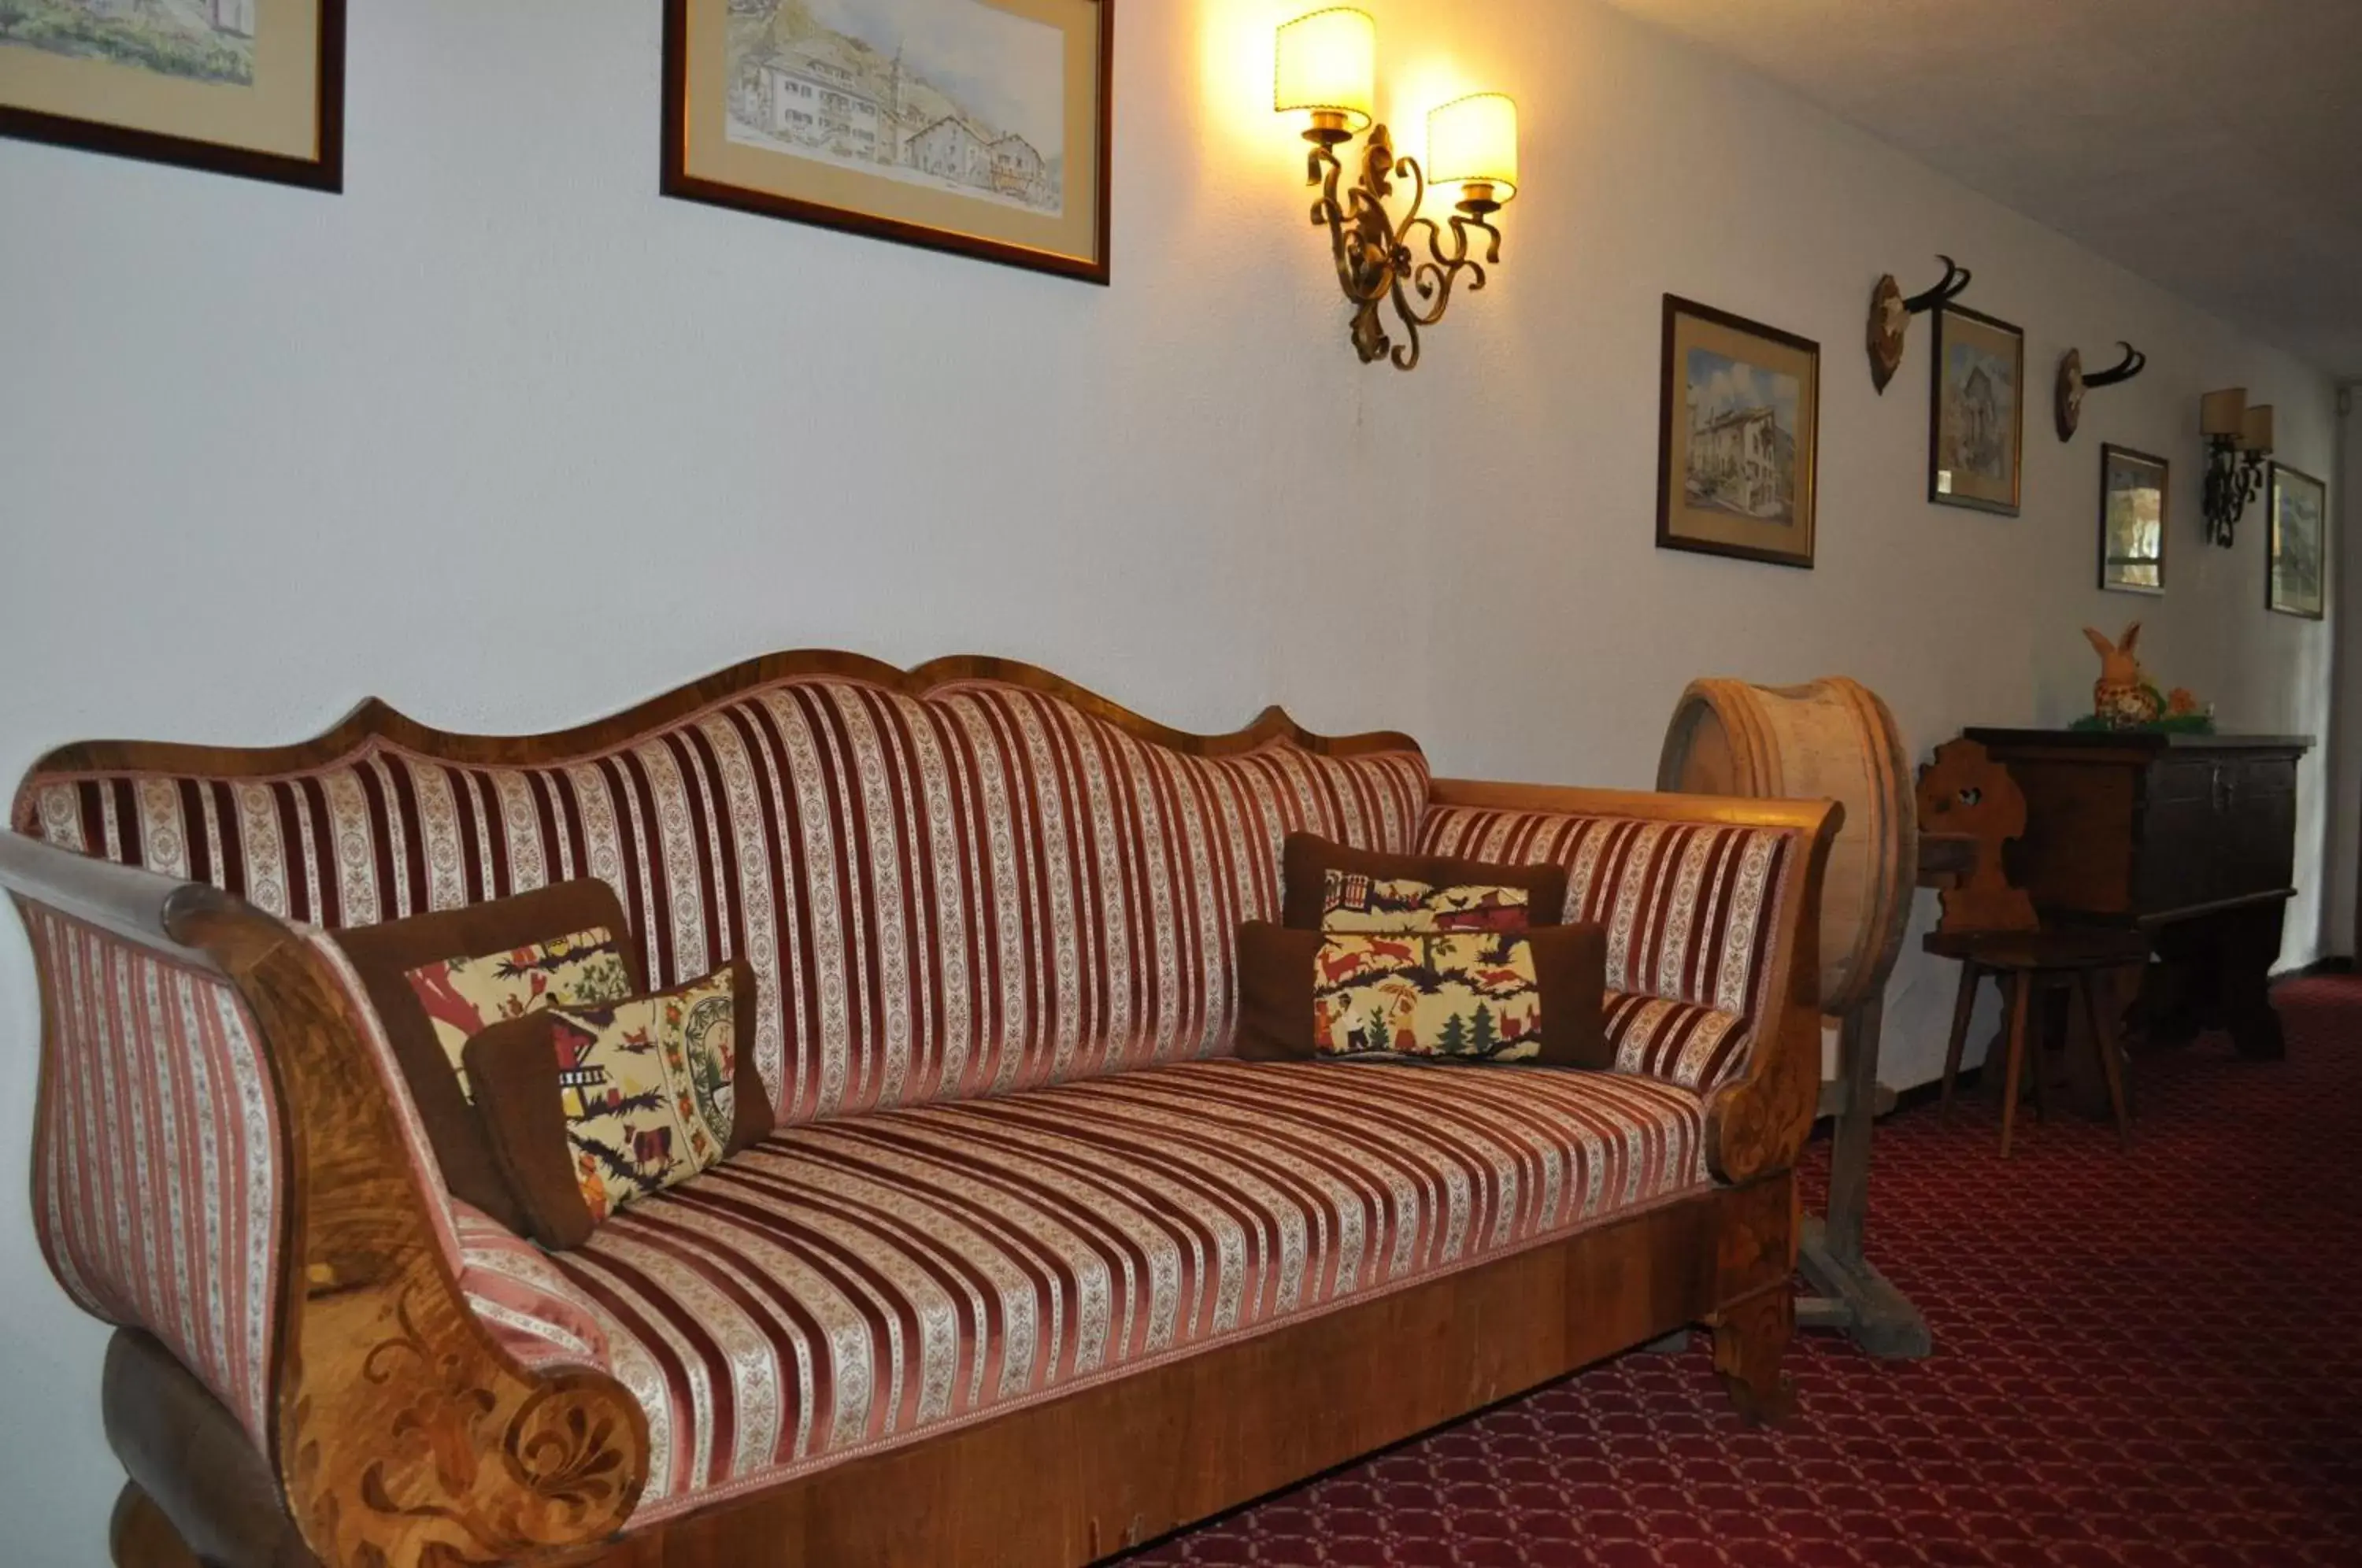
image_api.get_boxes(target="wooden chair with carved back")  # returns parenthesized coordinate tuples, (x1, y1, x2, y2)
(1918, 738, 2139, 1156)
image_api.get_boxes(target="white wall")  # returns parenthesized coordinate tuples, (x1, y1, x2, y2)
(0, 1, 2339, 1559)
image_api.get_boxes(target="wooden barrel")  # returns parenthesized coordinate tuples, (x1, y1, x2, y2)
(1657, 677, 1916, 1017)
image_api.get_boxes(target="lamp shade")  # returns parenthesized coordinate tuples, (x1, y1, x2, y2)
(1427, 93, 1520, 202)
(2242, 404, 2275, 455)
(2200, 387, 2248, 438)
(1275, 8, 1375, 128)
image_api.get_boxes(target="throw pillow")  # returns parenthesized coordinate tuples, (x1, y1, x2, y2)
(331, 881, 646, 1233)
(1280, 833, 1570, 932)
(1235, 920, 1610, 1069)
(465, 962, 772, 1250)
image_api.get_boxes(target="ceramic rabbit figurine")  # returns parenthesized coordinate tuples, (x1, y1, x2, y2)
(2084, 623, 2163, 727)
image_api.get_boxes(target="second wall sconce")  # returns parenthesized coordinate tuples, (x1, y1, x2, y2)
(2200, 387, 2274, 547)
(1275, 8, 1519, 372)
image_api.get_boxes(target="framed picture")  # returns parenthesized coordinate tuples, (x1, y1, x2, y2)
(2268, 463, 2327, 619)
(1928, 303, 2023, 515)
(0, 0, 343, 190)
(662, 0, 1113, 283)
(2097, 444, 2168, 595)
(1655, 295, 1820, 570)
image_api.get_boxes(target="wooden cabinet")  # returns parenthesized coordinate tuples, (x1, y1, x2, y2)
(1962, 729, 2312, 1059)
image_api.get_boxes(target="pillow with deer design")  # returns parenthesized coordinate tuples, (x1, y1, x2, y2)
(1234, 922, 1610, 1069)
(464, 962, 772, 1250)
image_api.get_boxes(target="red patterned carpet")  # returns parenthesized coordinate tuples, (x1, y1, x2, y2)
(1129, 977, 2362, 1568)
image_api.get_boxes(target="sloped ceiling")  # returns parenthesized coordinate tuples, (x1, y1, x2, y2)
(1596, 0, 2362, 379)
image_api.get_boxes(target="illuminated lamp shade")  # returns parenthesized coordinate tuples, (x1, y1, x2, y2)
(2200, 387, 2248, 438)
(2242, 403, 2275, 455)
(1427, 92, 1520, 213)
(1275, 8, 1376, 140)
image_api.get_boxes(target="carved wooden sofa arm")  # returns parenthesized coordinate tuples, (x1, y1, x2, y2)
(2, 833, 650, 1568)
(1423, 778, 1842, 1186)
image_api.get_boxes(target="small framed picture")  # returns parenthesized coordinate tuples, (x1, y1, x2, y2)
(2268, 463, 2327, 619)
(663, 0, 1113, 283)
(0, 0, 344, 190)
(1655, 295, 1821, 570)
(2097, 444, 2168, 595)
(1929, 304, 2024, 516)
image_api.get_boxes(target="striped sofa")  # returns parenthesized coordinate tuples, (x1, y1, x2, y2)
(0, 653, 1837, 1568)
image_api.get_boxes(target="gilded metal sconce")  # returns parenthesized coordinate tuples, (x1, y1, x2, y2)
(2200, 388, 2273, 548)
(1275, 9, 1519, 372)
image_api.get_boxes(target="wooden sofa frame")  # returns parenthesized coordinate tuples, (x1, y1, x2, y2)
(1, 653, 1839, 1568)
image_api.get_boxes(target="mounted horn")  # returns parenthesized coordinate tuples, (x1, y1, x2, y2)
(2055, 340, 2147, 442)
(1868, 254, 1975, 394)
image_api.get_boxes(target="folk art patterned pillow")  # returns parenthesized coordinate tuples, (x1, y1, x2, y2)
(463, 963, 772, 1248)
(1234, 922, 1611, 1070)
(402, 927, 637, 1101)
(1319, 870, 1534, 934)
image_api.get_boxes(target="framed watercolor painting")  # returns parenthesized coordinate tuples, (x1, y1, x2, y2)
(1655, 295, 1820, 570)
(2097, 444, 2168, 595)
(2268, 463, 2327, 619)
(0, 0, 343, 190)
(1928, 303, 2023, 516)
(663, 0, 1113, 283)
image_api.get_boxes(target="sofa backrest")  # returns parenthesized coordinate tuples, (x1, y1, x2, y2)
(13, 660, 1430, 1126)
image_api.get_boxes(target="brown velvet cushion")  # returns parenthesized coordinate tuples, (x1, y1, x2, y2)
(466, 961, 769, 1251)
(1235, 920, 1610, 1069)
(1280, 833, 1571, 931)
(331, 882, 646, 1233)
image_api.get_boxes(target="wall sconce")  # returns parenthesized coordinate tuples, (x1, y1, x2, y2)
(1275, 8, 1518, 372)
(2200, 387, 2273, 548)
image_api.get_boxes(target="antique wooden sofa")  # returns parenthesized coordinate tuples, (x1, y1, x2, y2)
(0, 653, 1837, 1568)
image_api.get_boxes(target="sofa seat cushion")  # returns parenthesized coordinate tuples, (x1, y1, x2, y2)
(534, 1057, 1712, 1514)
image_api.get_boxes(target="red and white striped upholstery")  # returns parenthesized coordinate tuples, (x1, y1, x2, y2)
(1418, 806, 1792, 1091)
(14, 676, 1429, 1126)
(539, 1056, 1712, 1515)
(20, 905, 281, 1451)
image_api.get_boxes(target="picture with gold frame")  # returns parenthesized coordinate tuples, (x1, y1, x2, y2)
(0, 0, 343, 190)
(1656, 294, 1820, 570)
(1928, 302, 2024, 516)
(663, 0, 1113, 283)
(2097, 443, 2168, 596)
(2268, 462, 2327, 620)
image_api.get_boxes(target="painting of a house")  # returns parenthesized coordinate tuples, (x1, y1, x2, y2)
(1931, 306, 2023, 513)
(724, 0, 1067, 216)
(1684, 349, 1801, 524)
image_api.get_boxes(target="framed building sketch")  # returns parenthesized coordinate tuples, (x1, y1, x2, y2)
(0, 0, 343, 190)
(2097, 444, 2168, 595)
(1655, 295, 1821, 570)
(663, 0, 1113, 283)
(2268, 462, 2327, 619)
(1928, 303, 2024, 515)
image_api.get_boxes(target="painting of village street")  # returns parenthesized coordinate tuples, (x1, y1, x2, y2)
(1312, 934, 1544, 1063)
(727, 0, 1065, 216)
(0, 0, 255, 87)
(1684, 347, 1801, 525)
(1932, 309, 2023, 512)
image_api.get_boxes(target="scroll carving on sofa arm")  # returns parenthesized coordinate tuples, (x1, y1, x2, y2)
(1419, 777, 1842, 1187)
(1, 832, 650, 1568)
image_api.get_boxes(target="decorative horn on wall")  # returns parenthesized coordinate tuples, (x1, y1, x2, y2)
(2055, 342, 2146, 442)
(1867, 255, 1971, 394)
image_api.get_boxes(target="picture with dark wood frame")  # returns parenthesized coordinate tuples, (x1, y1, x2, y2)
(1655, 295, 1821, 570)
(0, 0, 343, 191)
(2267, 462, 2327, 619)
(2097, 443, 2168, 595)
(662, 0, 1113, 283)
(1928, 302, 2024, 516)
